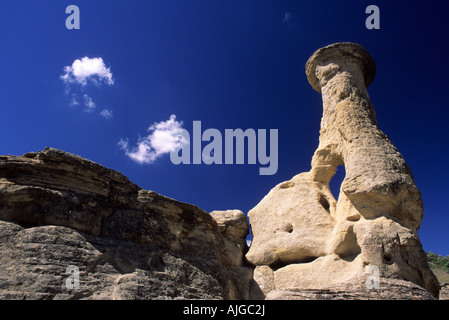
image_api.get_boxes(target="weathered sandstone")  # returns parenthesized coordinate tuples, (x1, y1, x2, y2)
(0, 148, 251, 299)
(246, 42, 439, 299)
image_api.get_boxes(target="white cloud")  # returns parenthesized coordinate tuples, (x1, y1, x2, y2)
(100, 109, 113, 119)
(69, 94, 80, 107)
(61, 57, 114, 86)
(119, 115, 187, 164)
(61, 57, 114, 116)
(83, 94, 96, 111)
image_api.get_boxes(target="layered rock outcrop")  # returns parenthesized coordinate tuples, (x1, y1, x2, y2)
(0, 148, 251, 299)
(246, 42, 439, 299)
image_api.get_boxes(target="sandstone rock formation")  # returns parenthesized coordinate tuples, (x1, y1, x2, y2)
(246, 42, 440, 299)
(0, 148, 251, 299)
(0, 42, 441, 301)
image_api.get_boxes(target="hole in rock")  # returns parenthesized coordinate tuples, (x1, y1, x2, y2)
(147, 252, 166, 272)
(6, 215, 39, 229)
(319, 194, 330, 212)
(383, 253, 393, 265)
(269, 256, 318, 271)
(16, 221, 39, 229)
(329, 165, 346, 201)
(339, 252, 360, 262)
(284, 223, 293, 233)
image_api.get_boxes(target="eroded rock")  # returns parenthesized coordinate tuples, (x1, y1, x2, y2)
(0, 148, 250, 299)
(246, 42, 439, 299)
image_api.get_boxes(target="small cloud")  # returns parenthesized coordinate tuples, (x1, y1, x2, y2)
(83, 94, 96, 111)
(60, 57, 114, 116)
(61, 57, 114, 86)
(100, 109, 113, 119)
(118, 138, 129, 151)
(119, 115, 187, 164)
(69, 94, 80, 107)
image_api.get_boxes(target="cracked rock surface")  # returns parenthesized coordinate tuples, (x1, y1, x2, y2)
(0, 148, 251, 300)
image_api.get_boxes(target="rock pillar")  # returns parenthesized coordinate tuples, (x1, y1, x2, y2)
(246, 42, 440, 299)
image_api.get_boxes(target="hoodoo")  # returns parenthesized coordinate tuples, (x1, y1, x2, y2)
(246, 42, 440, 299)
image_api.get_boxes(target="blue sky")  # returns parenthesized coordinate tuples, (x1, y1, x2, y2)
(0, 1, 448, 255)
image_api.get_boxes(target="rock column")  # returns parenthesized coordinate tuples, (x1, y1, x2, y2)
(306, 42, 422, 230)
(246, 43, 440, 299)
